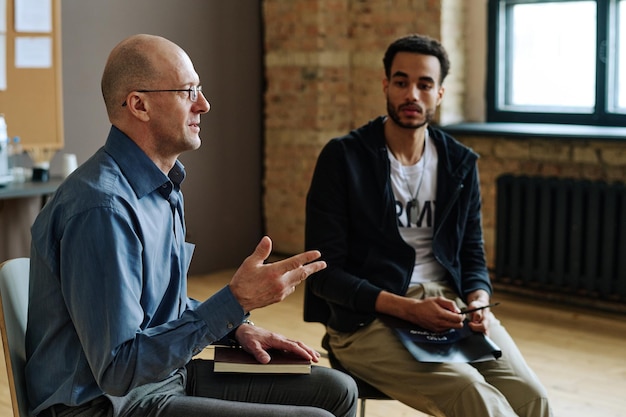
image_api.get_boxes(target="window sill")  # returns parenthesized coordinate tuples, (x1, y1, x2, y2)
(442, 122, 626, 141)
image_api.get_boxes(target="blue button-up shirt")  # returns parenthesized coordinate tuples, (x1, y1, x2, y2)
(25, 126, 245, 415)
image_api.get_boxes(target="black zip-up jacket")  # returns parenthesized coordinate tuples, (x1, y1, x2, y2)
(304, 116, 492, 332)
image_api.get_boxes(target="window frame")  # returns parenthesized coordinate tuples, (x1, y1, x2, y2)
(486, 0, 626, 127)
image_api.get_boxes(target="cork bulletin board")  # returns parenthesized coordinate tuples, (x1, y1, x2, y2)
(0, 0, 63, 165)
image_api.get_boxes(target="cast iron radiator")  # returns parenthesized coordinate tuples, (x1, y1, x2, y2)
(494, 174, 626, 309)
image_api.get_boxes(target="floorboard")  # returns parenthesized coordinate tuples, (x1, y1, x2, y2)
(2, 269, 624, 416)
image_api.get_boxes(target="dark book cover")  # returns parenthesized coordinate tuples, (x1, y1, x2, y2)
(379, 315, 502, 363)
(213, 347, 312, 374)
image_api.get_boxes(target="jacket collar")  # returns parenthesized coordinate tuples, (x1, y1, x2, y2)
(357, 116, 478, 181)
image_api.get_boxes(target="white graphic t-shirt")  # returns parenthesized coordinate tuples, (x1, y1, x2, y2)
(387, 133, 446, 286)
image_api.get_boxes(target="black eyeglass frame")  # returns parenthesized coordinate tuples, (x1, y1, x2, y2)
(121, 85, 202, 107)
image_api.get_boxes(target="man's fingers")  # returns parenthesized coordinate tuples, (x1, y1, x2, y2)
(249, 236, 272, 263)
(277, 250, 323, 273)
(277, 254, 326, 288)
(302, 260, 327, 277)
(283, 260, 326, 292)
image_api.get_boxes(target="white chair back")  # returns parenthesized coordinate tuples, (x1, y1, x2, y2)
(0, 257, 31, 417)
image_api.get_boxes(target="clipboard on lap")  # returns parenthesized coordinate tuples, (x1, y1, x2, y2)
(379, 314, 502, 363)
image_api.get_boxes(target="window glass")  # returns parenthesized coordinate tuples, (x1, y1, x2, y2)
(488, 0, 626, 126)
(617, 0, 626, 110)
(506, 1, 596, 110)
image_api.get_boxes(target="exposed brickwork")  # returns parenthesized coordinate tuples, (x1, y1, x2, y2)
(262, 0, 626, 270)
(263, 0, 453, 254)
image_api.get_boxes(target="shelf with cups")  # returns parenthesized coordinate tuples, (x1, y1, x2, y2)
(0, 176, 64, 200)
(0, 152, 75, 201)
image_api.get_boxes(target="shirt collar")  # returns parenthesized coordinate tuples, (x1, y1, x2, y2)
(103, 125, 186, 199)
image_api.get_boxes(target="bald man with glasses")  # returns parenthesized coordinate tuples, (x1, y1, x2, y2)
(25, 34, 357, 417)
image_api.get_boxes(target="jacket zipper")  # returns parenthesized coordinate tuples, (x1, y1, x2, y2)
(434, 181, 464, 239)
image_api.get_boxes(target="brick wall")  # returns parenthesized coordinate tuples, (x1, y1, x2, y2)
(262, 0, 626, 270)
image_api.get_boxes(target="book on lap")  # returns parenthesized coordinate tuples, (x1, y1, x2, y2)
(213, 346, 312, 374)
(379, 314, 502, 363)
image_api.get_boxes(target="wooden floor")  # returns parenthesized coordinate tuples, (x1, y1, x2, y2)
(2, 269, 625, 417)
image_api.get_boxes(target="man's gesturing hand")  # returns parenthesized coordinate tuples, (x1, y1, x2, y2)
(229, 236, 327, 312)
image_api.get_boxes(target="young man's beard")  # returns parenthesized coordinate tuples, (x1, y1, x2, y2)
(386, 100, 434, 129)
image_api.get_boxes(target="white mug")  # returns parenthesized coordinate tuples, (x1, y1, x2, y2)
(63, 153, 78, 177)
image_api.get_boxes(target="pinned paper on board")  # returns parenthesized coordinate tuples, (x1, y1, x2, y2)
(0, 0, 64, 152)
(0, 0, 7, 33)
(0, 0, 6, 90)
(0, 35, 6, 90)
(15, 36, 51, 68)
(15, 0, 52, 33)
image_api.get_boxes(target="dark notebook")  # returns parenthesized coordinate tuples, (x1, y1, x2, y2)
(213, 346, 312, 374)
(379, 315, 502, 363)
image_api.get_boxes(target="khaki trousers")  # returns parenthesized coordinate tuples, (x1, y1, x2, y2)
(327, 282, 552, 417)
